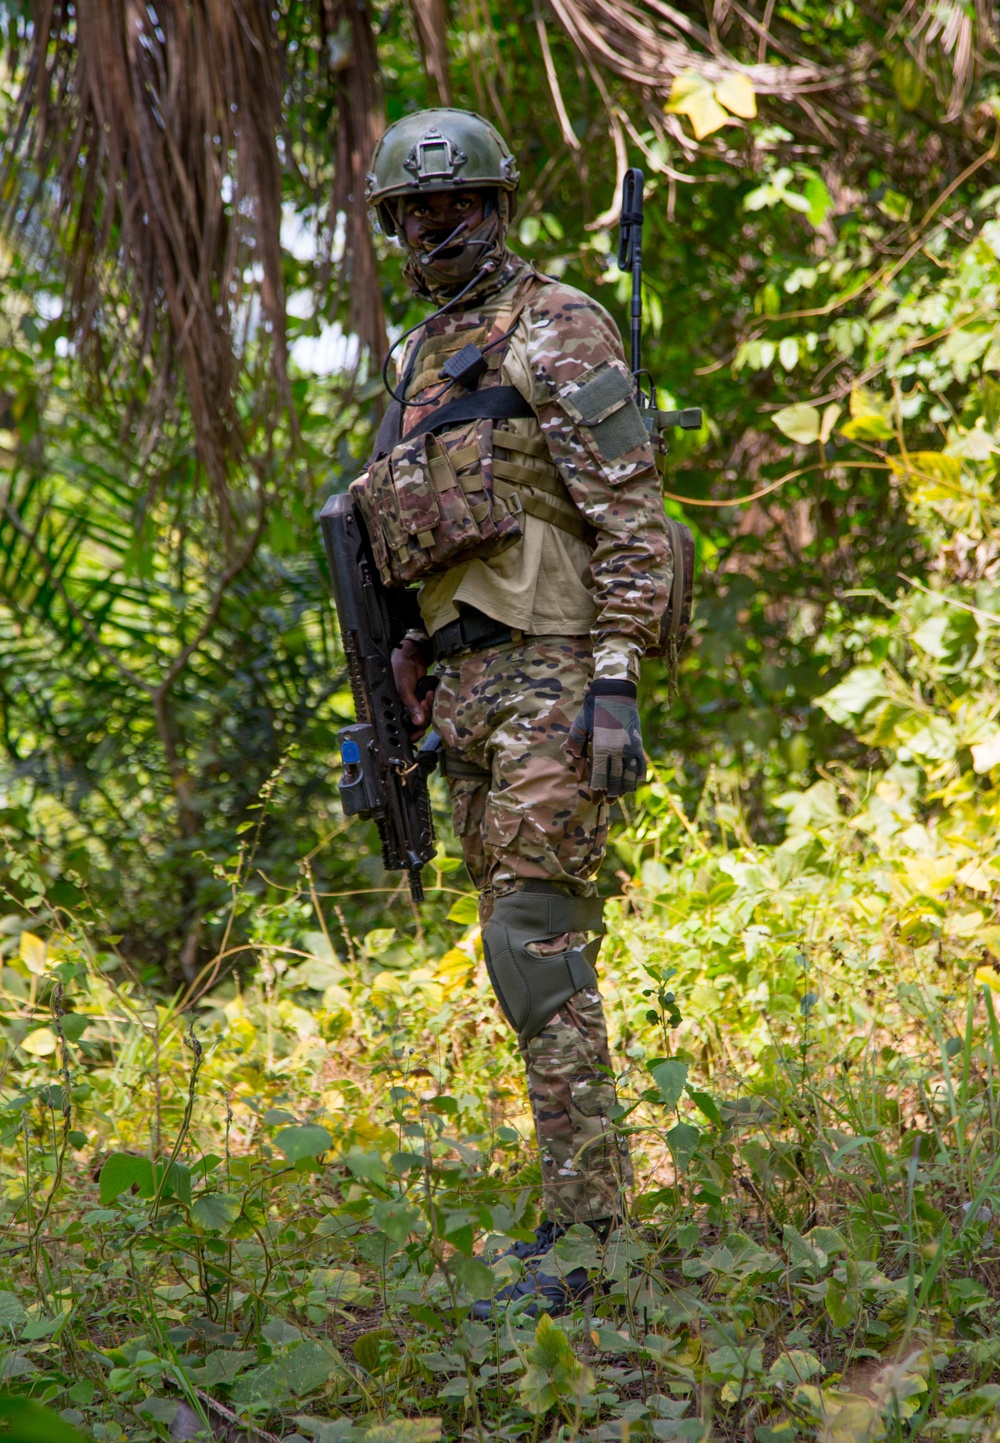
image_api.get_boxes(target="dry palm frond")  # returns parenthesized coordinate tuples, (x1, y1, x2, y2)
(409, 0, 453, 107)
(4, 0, 288, 524)
(543, 0, 997, 177)
(906, 0, 999, 123)
(321, 0, 386, 364)
(544, 0, 843, 109)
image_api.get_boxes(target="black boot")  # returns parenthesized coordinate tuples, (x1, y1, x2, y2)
(470, 1218, 609, 1321)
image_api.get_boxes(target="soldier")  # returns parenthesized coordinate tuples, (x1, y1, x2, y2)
(360, 108, 671, 1314)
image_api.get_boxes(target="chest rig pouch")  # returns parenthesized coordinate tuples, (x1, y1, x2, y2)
(351, 281, 556, 589)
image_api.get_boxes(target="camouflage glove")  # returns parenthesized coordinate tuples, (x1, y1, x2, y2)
(569, 679, 646, 798)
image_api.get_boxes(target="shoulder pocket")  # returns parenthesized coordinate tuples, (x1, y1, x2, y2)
(558, 360, 649, 464)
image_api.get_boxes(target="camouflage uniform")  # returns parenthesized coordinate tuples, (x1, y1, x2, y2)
(431, 635, 632, 1220)
(394, 255, 670, 1225)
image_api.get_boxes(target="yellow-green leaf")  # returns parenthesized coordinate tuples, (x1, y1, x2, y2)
(890, 451, 962, 488)
(664, 72, 729, 140)
(819, 403, 842, 443)
(19, 932, 47, 975)
(840, 386, 894, 441)
(21, 1027, 58, 1057)
(892, 56, 924, 111)
(715, 72, 756, 119)
(772, 403, 820, 444)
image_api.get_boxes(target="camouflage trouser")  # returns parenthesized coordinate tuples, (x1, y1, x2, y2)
(432, 635, 632, 1224)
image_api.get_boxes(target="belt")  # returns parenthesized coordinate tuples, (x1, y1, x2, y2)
(432, 608, 517, 660)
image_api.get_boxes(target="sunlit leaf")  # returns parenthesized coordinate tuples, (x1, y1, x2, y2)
(714, 72, 756, 119)
(772, 403, 820, 444)
(20, 1027, 58, 1057)
(664, 71, 729, 140)
(446, 895, 479, 925)
(19, 933, 46, 975)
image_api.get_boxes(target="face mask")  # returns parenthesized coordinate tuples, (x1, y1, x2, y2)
(402, 202, 507, 298)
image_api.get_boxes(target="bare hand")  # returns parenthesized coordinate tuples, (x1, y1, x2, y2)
(392, 638, 432, 733)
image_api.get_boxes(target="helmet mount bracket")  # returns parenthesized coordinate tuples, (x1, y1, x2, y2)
(403, 127, 468, 184)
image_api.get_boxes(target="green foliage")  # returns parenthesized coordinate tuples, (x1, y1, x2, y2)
(4, 0, 1000, 1438)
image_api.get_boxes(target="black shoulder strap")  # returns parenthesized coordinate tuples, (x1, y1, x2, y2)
(402, 387, 534, 442)
(370, 338, 422, 461)
(372, 400, 403, 460)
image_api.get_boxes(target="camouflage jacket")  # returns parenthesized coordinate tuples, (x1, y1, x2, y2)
(398, 254, 671, 678)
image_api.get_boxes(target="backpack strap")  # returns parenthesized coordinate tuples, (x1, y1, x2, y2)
(399, 269, 550, 443)
(402, 386, 534, 440)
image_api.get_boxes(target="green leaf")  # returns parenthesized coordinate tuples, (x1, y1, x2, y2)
(283, 1339, 343, 1394)
(552, 1223, 603, 1272)
(840, 386, 893, 440)
(519, 1313, 595, 1415)
(772, 403, 820, 444)
(446, 895, 479, 925)
(804, 175, 834, 228)
(817, 667, 888, 726)
(190, 1192, 242, 1235)
(878, 189, 910, 223)
(160, 1160, 191, 1206)
(768, 1349, 822, 1384)
(352, 1328, 399, 1374)
(0, 1395, 88, 1442)
(667, 1121, 701, 1173)
(450, 1255, 494, 1298)
(372, 1199, 421, 1244)
(275, 1124, 333, 1162)
(806, 1225, 848, 1257)
(825, 1274, 858, 1328)
(649, 1057, 689, 1110)
(0, 1293, 27, 1331)
(783, 1223, 827, 1272)
(686, 1088, 722, 1127)
(344, 1150, 388, 1188)
(892, 55, 924, 110)
(60, 1013, 88, 1043)
(983, 376, 1000, 434)
(99, 1152, 155, 1205)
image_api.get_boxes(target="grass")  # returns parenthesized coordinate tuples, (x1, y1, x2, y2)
(3, 772, 1000, 1443)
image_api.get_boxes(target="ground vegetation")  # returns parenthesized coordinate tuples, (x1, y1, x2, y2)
(3, 2, 1000, 1439)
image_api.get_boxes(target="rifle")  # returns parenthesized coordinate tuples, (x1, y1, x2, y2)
(319, 493, 437, 903)
(617, 166, 699, 668)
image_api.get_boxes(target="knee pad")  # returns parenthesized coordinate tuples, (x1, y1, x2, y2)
(481, 882, 606, 1044)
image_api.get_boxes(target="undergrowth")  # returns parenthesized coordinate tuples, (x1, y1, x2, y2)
(3, 775, 1000, 1443)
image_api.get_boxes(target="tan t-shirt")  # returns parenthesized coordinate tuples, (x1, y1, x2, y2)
(418, 338, 598, 639)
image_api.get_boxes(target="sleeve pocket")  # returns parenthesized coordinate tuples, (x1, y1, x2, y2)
(558, 360, 650, 464)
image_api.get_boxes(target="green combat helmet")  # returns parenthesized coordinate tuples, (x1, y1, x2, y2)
(366, 108, 519, 239)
